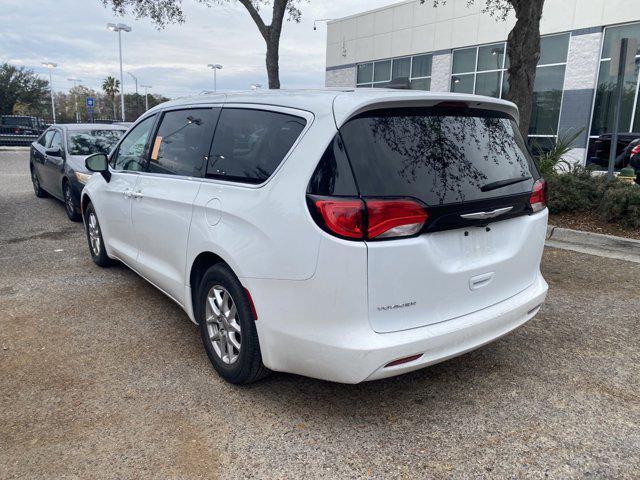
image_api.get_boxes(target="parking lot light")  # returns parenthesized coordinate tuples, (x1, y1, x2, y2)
(140, 84, 152, 111)
(41, 62, 58, 123)
(107, 23, 132, 122)
(67, 77, 83, 123)
(207, 64, 223, 93)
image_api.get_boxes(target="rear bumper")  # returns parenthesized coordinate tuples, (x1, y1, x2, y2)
(364, 274, 547, 382)
(254, 273, 548, 384)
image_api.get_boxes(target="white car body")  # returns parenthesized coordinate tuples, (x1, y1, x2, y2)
(82, 89, 548, 383)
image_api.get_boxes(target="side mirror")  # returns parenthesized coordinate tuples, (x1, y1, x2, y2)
(85, 153, 111, 182)
(45, 145, 62, 157)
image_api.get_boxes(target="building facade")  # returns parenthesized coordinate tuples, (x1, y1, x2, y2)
(324, 0, 640, 163)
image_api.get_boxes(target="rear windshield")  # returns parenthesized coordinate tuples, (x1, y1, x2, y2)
(67, 129, 124, 156)
(340, 107, 537, 206)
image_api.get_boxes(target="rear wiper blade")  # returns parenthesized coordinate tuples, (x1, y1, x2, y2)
(480, 175, 532, 192)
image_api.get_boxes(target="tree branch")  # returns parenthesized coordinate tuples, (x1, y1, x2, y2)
(237, 0, 269, 40)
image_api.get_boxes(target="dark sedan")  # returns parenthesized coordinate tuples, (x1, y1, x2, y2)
(29, 124, 127, 221)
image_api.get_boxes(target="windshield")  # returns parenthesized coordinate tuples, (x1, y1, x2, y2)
(340, 107, 538, 206)
(67, 129, 124, 156)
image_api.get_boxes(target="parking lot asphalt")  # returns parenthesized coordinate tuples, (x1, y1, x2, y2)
(1, 150, 639, 479)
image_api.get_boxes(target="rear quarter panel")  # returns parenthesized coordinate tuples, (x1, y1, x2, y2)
(185, 105, 338, 282)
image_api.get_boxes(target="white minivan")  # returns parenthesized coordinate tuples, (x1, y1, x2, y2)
(81, 89, 548, 384)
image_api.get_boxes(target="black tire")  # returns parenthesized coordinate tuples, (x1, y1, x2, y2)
(197, 263, 269, 385)
(31, 166, 47, 198)
(63, 180, 81, 222)
(84, 202, 114, 267)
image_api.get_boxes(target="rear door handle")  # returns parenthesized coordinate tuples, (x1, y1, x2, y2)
(469, 272, 494, 291)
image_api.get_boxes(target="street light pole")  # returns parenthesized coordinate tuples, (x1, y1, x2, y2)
(207, 64, 223, 92)
(140, 84, 152, 111)
(107, 23, 132, 122)
(127, 72, 138, 95)
(67, 77, 83, 123)
(42, 62, 57, 123)
(128, 72, 138, 118)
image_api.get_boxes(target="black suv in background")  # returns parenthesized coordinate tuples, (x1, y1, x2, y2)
(0, 115, 47, 136)
(588, 132, 640, 169)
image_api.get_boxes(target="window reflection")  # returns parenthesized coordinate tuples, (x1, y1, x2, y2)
(357, 54, 432, 89)
(341, 109, 535, 206)
(590, 23, 640, 140)
(530, 65, 566, 136)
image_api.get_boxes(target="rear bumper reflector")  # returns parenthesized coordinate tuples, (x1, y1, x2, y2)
(385, 353, 423, 368)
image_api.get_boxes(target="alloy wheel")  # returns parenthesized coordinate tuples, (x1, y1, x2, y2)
(87, 212, 101, 256)
(205, 285, 242, 364)
(64, 184, 74, 216)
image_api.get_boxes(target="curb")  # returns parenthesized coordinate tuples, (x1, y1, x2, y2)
(0, 146, 30, 151)
(546, 225, 640, 263)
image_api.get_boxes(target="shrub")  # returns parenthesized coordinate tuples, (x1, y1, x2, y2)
(545, 165, 602, 213)
(598, 181, 640, 229)
(533, 129, 584, 178)
(545, 165, 640, 229)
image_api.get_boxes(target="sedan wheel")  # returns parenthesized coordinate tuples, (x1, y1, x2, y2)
(31, 168, 46, 198)
(63, 182, 80, 221)
(205, 285, 242, 364)
(87, 212, 101, 256)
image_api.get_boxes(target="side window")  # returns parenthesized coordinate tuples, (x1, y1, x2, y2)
(148, 108, 219, 177)
(207, 108, 307, 184)
(50, 131, 63, 149)
(40, 129, 54, 147)
(112, 115, 156, 171)
(307, 135, 358, 196)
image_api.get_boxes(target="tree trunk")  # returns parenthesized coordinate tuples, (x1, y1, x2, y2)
(238, 0, 286, 89)
(112, 95, 116, 120)
(265, 35, 281, 89)
(505, 0, 545, 137)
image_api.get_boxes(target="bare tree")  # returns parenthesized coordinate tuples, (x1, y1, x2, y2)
(101, 0, 304, 89)
(424, 0, 545, 136)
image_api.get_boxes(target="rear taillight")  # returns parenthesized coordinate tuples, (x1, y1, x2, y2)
(631, 144, 640, 156)
(530, 179, 547, 213)
(314, 199, 365, 239)
(312, 197, 428, 240)
(367, 200, 429, 239)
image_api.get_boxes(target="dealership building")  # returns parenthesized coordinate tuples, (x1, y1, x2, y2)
(324, 0, 640, 163)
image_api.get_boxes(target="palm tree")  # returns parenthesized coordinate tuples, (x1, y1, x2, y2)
(101, 76, 120, 120)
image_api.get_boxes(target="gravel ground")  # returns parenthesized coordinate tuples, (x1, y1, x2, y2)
(1, 150, 639, 479)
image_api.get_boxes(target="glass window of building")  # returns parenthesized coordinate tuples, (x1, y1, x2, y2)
(477, 43, 505, 72)
(589, 22, 640, 157)
(452, 47, 477, 74)
(529, 65, 566, 136)
(528, 33, 570, 143)
(356, 53, 433, 90)
(373, 60, 391, 83)
(356, 63, 373, 84)
(451, 74, 475, 93)
(451, 33, 570, 146)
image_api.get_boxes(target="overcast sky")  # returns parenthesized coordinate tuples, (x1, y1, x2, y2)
(0, 0, 397, 98)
